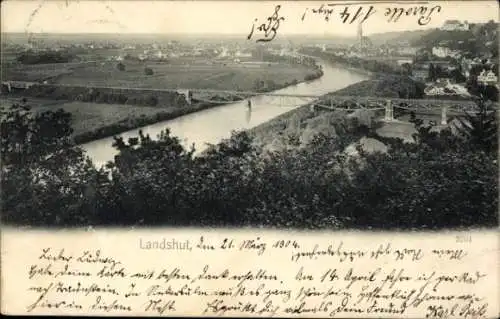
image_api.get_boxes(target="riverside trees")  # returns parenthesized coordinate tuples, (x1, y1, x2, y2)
(1, 104, 108, 226)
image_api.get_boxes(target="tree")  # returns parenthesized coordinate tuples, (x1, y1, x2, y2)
(452, 96, 497, 152)
(145, 95, 158, 106)
(482, 85, 499, 102)
(450, 66, 466, 83)
(116, 62, 126, 71)
(102, 129, 198, 225)
(401, 63, 412, 76)
(428, 63, 436, 81)
(16, 50, 75, 64)
(1, 104, 106, 226)
(204, 130, 254, 160)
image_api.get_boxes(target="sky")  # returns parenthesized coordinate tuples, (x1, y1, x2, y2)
(1, 0, 498, 37)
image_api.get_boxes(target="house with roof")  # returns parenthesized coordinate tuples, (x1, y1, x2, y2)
(441, 20, 469, 31)
(432, 46, 451, 58)
(477, 70, 498, 85)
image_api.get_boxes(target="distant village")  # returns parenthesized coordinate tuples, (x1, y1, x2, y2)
(7, 37, 303, 62)
(313, 19, 498, 99)
(3, 19, 498, 100)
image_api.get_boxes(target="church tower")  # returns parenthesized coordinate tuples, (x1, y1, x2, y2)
(357, 21, 363, 46)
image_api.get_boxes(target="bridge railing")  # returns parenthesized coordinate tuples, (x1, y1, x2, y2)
(312, 97, 492, 126)
(3, 82, 491, 123)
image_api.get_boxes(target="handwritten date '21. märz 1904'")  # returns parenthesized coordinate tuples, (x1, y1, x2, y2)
(248, 5, 285, 42)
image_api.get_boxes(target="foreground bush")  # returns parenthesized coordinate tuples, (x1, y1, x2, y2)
(1, 104, 108, 226)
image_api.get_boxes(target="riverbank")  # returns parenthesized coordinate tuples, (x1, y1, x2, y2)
(73, 68, 323, 144)
(3, 65, 324, 144)
(300, 49, 402, 76)
(73, 101, 227, 144)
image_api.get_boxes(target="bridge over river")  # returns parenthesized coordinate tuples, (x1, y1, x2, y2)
(2, 80, 479, 118)
(1, 63, 488, 167)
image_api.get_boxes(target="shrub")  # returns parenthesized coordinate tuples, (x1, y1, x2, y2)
(116, 62, 126, 71)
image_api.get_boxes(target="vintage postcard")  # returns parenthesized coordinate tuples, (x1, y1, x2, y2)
(1, 0, 499, 317)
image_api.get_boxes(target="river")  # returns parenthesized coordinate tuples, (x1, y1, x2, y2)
(81, 61, 369, 167)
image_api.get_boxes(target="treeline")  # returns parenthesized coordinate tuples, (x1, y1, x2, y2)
(14, 85, 189, 107)
(251, 69, 323, 92)
(412, 22, 498, 57)
(304, 69, 324, 81)
(1, 97, 497, 229)
(261, 52, 320, 69)
(427, 63, 467, 83)
(467, 82, 499, 102)
(412, 30, 474, 49)
(328, 75, 425, 99)
(330, 55, 400, 74)
(301, 49, 401, 75)
(16, 50, 77, 64)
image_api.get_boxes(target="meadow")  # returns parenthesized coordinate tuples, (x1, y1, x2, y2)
(54, 61, 318, 91)
(2, 60, 319, 91)
(1, 97, 222, 144)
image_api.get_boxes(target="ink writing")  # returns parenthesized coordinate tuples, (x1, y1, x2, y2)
(248, 5, 285, 42)
(298, 3, 443, 26)
(18, 234, 493, 318)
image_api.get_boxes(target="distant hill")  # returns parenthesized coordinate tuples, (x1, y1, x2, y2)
(281, 34, 358, 47)
(411, 29, 474, 48)
(409, 22, 498, 55)
(367, 29, 434, 46)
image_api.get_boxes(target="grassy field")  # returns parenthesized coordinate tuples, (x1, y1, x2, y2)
(1, 96, 66, 108)
(55, 61, 317, 90)
(36, 101, 171, 136)
(2, 60, 319, 91)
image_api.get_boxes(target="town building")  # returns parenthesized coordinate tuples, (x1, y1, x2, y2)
(441, 20, 469, 31)
(424, 81, 470, 97)
(477, 70, 498, 85)
(397, 47, 418, 56)
(234, 50, 252, 58)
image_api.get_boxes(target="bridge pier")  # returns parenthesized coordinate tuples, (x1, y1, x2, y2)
(441, 106, 447, 125)
(185, 90, 192, 105)
(384, 99, 394, 121)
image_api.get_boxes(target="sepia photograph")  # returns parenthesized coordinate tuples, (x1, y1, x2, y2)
(1, 0, 498, 231)
(1, 1, 499, 317)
